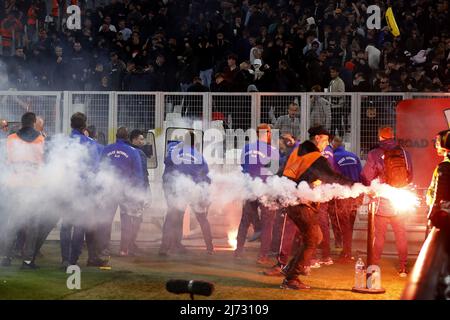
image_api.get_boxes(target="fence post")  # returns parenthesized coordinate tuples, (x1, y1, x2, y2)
(352, 93, 361, 157)
(55, 91, 62, 134)
(108, 91, 117, 143)
(155, 92, 164, 134)
(251, 93, 259, 129)
(202, 92, 211, 130)
(254, 93, 261, 127)
(62, 91, 71, 135)
(301, 92, 308, 141)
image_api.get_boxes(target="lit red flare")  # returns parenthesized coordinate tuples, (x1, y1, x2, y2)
(227, 230, 238, 250)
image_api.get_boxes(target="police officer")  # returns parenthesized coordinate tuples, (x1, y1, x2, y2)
(119, 129, 151, 256)
(331, 136, 363, 262)
(60, 112, 107, 268)
(159, 131, 214, 256)
(235, 124, 279, 264)
(100, 127, 145, 258)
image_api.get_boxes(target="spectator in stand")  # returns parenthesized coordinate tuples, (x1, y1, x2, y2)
(68, 42, 89, 90)
(197, 36, 214, 89)
(109, 52, 126, 91)
(328, 66, 346, 137)
(0, 11, 23, 57)
(0, 0, 448, 93)
(211, 73, 231, 92)
(223, 54, 239, 86)
(187, 76, 209, 92)
(310, 85, 332, 130)
(273, 102, 301, 140)
(50, 46, 68, 90)
(353, 72, 371, 92)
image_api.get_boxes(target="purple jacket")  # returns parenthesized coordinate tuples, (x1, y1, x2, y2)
(361, 139, 413, 216)
(322, 145, 337, 171)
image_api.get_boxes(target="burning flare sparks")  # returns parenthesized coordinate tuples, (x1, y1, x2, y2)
(371, 181, 420, 213)
(227, 229, 238, 250)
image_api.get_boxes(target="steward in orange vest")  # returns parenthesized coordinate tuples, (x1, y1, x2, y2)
(1, 112, 45, 269)
(279, 126, 353, 290)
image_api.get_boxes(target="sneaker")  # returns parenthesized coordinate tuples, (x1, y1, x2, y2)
(263, 264, 284, 276)
(233, 250, 244, 259)
(21, 261, 39, 270)
(1, 257, 11, 267)
(299, 266, 311, 276)
(248, 231, 261, 242)
(398, 267, 409, 278)
(158, 250, 168, 257)
(309, 259, 320, 269)
(61, 260, 70, 270)
(256, 256, 273, 265)
(319, 257, 334, 266)
(206, 248, 215, 255)
(280, 278, 311, 290)
(87, 258, 109, 268)
(336, 254, 354, 264)
(173, 245, 188, 255)
(119, 250, 128, 257)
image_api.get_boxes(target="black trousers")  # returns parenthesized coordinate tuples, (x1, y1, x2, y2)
(159, 204, 213, 253)
(235, 199, 263, 253)
(284, 204, 323, 280)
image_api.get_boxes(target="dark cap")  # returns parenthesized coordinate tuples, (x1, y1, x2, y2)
(308, 125, 330, 137)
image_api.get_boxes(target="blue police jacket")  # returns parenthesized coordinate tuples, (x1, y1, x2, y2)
(101, 139, 145, 187)
(163, 141, 211, 184)
(322, 144, 337, 171)
(70, 129, 102, 171)
(241, 140, 279, 182)
(333, 145, 362, 183)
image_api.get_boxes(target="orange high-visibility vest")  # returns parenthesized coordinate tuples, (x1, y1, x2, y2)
(283, 146, 321, 181)
(7, 133, 45, 166)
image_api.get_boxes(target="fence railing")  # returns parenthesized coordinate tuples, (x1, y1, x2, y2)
(1, 91, 449, 154)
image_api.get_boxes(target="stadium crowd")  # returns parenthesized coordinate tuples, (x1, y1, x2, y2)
(0, 0, 449, 92)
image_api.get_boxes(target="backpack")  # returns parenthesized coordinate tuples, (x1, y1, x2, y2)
(383, 146, 409, 187)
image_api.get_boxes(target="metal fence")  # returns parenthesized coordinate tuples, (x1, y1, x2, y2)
(2, 90, 449, 150)
(0, 91, 61, 134)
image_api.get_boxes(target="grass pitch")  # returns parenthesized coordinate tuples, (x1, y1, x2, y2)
(0, 242, 412, 300)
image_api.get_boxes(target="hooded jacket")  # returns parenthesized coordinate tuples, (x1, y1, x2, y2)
(361, 139, 413, 216)
(333, 145, 362, 183)
(101, 139, 145, 188)
(241, 140, 279, 182)
(70, 129, 103, 172)
(163, 141, 210, 185)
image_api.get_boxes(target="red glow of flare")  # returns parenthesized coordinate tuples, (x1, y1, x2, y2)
(378, 187, 420, 213)
(227, 230, 238, 250)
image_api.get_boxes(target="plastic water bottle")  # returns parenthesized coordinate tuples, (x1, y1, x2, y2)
(369, 270, 381, 290)
(354, 258, 366, 289)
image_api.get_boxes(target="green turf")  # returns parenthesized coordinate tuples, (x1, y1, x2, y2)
(0, 242, 412, 300)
